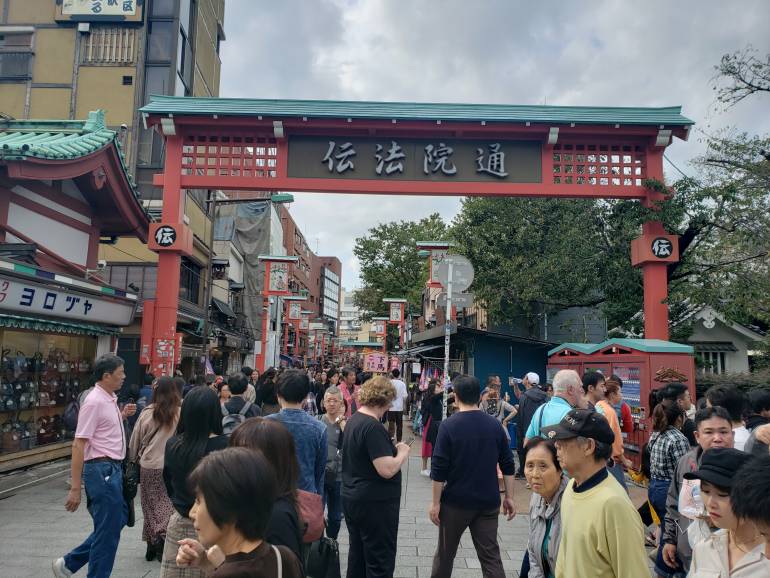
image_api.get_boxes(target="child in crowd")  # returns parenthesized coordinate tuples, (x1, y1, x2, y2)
(175, 447, 303, 578)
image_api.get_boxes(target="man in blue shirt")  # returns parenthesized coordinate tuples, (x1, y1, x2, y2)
(429, 375, 516, 578)
(525, 369, 586, 443)
(267, 369, 327, 495)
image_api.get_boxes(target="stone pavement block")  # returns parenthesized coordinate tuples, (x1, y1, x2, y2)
(418, 566, 486, 578)
(2, 426, 539, 578)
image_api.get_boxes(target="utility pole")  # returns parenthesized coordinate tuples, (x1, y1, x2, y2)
(442, 258, 453, 419)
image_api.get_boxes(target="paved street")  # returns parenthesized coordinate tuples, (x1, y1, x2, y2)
(0, 435, 655, 577)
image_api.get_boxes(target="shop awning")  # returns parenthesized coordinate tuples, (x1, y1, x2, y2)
(0, 313, 120, 336)
(399, 344, 443, 356)
(212, 298, 236, 318)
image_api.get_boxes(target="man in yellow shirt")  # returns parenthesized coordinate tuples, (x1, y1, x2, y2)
(543, 409, 649, 578)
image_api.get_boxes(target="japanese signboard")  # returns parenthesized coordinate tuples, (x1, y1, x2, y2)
(268, 262, 288, 293)
(373, 320, 386, 336)
(389, 302, 403, 323)
(364, 352, 388, 373)
(288, 137, 542, 183)
(431, 248, 449, 283)
(288, 302, 302, 320)
(389, 356, 400, 371)
(0, 274, 135, 325)
(59, 0, 143, 21)
(300, 315, 310, 330)
(651, 237, 673, 258)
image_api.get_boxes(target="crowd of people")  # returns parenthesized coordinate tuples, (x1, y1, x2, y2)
(49, 352, 770, 578)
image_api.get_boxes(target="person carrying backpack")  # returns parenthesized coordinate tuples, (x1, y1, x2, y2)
(221, 373, 261, 435)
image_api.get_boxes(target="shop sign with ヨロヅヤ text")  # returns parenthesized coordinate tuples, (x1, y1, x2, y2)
(288, 137, 542, 183)
(0, 274, 135, 326)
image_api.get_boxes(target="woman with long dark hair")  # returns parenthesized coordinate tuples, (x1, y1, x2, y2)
(229, 418, 304, 561)
(420, 379, 444, 476)
(648, 401, 690, 576)
(257, 368, 280, 416)
(128, 376, 182, 561)
(160, 386, 227, 578)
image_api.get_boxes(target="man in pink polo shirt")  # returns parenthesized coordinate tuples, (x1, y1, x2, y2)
(53, 354, 135, 578)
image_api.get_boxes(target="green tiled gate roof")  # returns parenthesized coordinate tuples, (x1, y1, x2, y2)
(141, 95, 694, 126)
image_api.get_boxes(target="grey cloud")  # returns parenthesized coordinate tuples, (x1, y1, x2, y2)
(220, 0, 769, 288)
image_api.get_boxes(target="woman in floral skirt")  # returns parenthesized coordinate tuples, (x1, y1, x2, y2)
(128, 376, 181, 561)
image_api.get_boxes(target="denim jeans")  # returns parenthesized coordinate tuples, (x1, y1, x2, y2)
(325, 479, 343, 540)
(649, 478, 685, 578)
(608, 461, 628, 491)
(64, 461, 127, 577)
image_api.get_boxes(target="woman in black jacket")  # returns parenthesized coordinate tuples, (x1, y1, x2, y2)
(161, 387, 227, 578)
(229, 418, 304, 562)
(420, 379, 444, 476)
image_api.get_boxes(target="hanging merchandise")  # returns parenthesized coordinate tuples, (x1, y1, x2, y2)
(0, 329, 97, 459)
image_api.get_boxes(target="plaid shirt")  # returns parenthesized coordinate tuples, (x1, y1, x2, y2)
(649, 428, 690, 481)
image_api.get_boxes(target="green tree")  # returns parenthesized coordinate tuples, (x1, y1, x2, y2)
(452, 155, 770, 336)
(353, 213, 448, 319)
(452, 47, 770, 338)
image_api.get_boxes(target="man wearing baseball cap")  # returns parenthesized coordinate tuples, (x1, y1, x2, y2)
(543, 409, 649, 578)
(516, 371, 548, 476)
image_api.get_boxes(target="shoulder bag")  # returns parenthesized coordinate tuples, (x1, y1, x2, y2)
(123, 414, 161, 501)
(297, 489, 325, 543)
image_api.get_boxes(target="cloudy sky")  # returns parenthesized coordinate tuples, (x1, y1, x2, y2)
(219, 0, 770, 290)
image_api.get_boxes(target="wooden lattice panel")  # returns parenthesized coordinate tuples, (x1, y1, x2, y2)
(181, 135, 280, 178)
(552, 143, 646, 187)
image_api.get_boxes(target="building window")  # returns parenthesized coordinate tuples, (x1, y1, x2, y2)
(151, 0, 176, 17)
(104, 264, 157, 300)
(179, 0, 193, 35)
(0, 31, 33, 80)
(147, 20, 175, 62)
(700, 351, 727, 374)
(179, 257, 202, 305)
(176, 28, 192, 94)
(137, 65, 171, 167)
(80, 26, 137, 64)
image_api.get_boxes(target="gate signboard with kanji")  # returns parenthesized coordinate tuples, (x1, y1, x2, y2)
(140, 95, 693, 375)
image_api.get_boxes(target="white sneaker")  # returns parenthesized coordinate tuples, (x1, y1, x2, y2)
(420, 469, 431, 477)
(52, 558, 72, 578)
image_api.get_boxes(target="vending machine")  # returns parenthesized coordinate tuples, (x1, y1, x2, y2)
(547, 338, 695, 468)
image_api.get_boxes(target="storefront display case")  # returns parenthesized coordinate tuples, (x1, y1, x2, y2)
(547, 338, 695, 468)
(0, 329, 96, 457)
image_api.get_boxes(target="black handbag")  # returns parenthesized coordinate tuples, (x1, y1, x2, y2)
(122, 459, 140, 501)
(306, 537, 341, 578)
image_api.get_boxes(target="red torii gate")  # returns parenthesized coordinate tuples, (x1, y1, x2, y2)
(141, 96, 692, 376)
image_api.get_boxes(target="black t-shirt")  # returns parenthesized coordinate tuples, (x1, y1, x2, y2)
(341, 411, 401, 502)
(163, 435, 229, 517)
(214, 542, 303, 578)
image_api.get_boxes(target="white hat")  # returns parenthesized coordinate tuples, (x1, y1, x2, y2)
(525, 372, 540, 386)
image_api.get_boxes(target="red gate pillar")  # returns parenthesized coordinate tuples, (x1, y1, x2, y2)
(145, 134, 194, 377)
(256, 271, 270, 373)
(631, 148, 678, 341)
